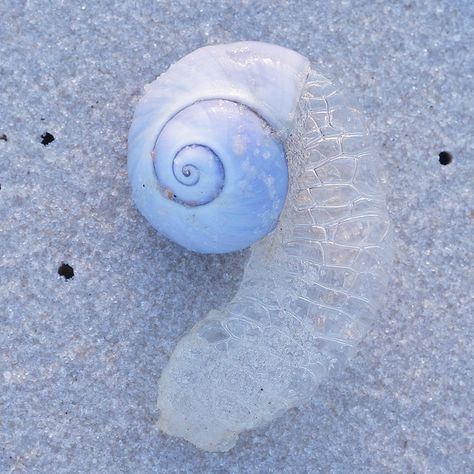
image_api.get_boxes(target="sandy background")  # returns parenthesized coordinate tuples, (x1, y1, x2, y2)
(1, 1, 472, 472)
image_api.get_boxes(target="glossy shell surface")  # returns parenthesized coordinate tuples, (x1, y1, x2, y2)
(128, 42, 309, 253)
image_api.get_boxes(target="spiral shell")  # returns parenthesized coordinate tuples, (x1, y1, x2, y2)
(128, 42, 308, 253)
(128, 42, 392, 452)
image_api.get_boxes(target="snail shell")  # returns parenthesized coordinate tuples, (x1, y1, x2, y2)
(128, 42, 308, 253)
(128, 42, 392, 451)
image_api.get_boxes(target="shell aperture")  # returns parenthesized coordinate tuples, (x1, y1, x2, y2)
(127, 42, 392, 452)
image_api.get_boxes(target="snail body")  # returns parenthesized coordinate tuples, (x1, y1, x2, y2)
(128, 42, 392, 451)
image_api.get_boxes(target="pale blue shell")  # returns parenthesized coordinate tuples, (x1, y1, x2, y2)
(128, 42, 309, 253)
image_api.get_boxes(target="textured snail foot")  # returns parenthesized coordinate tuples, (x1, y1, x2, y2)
(156, 318, 272, 451)
(156, 308, 339, 451)
(157, 370, 240, 452)
(156, 315, 241, 452)
(157, 390, 238, 452)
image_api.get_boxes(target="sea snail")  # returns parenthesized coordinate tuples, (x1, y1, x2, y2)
(128, 42, 392, 452)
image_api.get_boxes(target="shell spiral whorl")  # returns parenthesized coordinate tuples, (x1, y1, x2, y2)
(152, 98, 287, 223)
(127, 42, 392, 452)
(167, 144, 224, 204)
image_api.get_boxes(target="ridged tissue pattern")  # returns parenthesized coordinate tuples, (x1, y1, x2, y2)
(156, 68, 392, 452)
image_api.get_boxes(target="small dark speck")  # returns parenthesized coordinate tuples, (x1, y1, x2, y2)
(40, 117, 45, 121)
(41, 132, 55, 146)
(0, 133, 7, 141)
(58, 262, 74, 280)
(439, 151, 452, 165)
(260, 388, 264, 391)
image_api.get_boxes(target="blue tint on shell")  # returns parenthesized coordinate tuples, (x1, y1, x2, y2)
(128, 42, 310, 254)
(149, 99, 288, 253)
(157, 143, 225, 206)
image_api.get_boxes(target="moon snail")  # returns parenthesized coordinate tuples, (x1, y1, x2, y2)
(128, 42, 392, 452)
